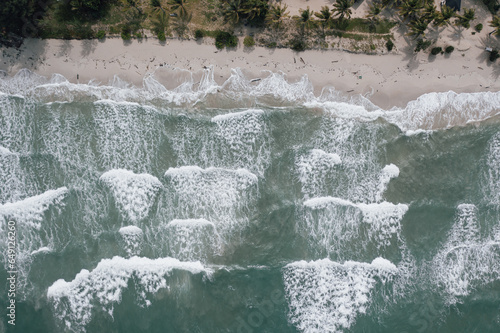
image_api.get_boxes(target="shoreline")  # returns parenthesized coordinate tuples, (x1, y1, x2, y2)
(0, 37, 499, 109)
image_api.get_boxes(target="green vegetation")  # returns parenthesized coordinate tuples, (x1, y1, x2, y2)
(222, 0, 269, 26)
(475, 23, 483, 32)
(491, 15, 500, 36)
(215, 30, 238, 49)
(445, 45, 454, 53)
(433, 5, 455, 27)
(244, 35, 255, 47)
(0, 0, 50, 38)
(96, 30, 106, 39)
(415, 38, 431, 52)
(482, 0, 500, 14)
(431, 46, 442, 55)
(121, 25, 132, 40)
(398, 0, 424, 21)
(56, 0, 113, 22)
(386, 39, 394, 51)
(407, 17, 428, 38)
(0, 0, 486, 55)
(266, 3, 290, 30)
(290, 38, 307, 51)
(332, 0, 354, 21)
(158, 30, 166, 41)
(455, 8, 475, 29)
(195, 29, 205, 39)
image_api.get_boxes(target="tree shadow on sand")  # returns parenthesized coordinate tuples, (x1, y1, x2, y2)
(396, 21, 423, 71)
(476, 36, 500, 79)
(0, 38, 49, 74)
(81, 39, 98, 58)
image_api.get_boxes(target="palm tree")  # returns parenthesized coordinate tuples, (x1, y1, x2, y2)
(398, 0, 423, 21)
(366, 3, 382, 22)
(241, 0, 267, 22)
(407, 17, 428, 38)
(332, 0, 353, 22)
(168, 0, 187, 16)
(151, 8, 169, 34)
(314, 6, 333, 31)
(150, 0, 167, 18)
(422, 2, 437, 23)
(172, 9, 192, 37)
(433, 5, 454, 27)
(490, 15, 500, 36)
(455, 8, 475, 29)
(266, 3, 290, 30)
(223, 0, 242, 24)
(295, 7, 315, 33)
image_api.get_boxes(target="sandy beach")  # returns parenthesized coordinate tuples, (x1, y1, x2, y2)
(0, 33, 499, 109)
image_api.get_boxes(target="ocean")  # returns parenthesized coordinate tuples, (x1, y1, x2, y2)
(0, 67, 499, 332)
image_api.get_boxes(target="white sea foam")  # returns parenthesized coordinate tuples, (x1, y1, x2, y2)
(100, 169, 162, 222)
(375, 164, 400, 202)
(482, 132, 500, 206)
(0, 146, 25, 204)
(283, 257, 396, 333)
(47, 256, 211, 332)
(161, 219, 220, 262)
(3, 69, 499, 132)
(164, 167, 258, 240)
(172, 107, 270, 176)
(222, 69, 315, 103)
(0, 187, 68, 229)
(387, 91, 500, 132)
(93, 101, 164, 171)
(0, 187, 69, 296)
(211, 108, 270, 176)
(296, 149, 342, 199)
(433, 204, 500, 303)
(119, 226, 144, 257)
(311, 116, 388, 203)
(31, 246, 52, 255)
(0, 146, 14, 155)
(211, 108, 264, 122)
(301, 197, 408, 258)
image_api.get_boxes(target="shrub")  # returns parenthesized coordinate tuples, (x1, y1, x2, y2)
(215, 31, 237, 49)
(96, 30, 106, 39)
(290, 39, 306, 51)
(370, 44, 376, 50)
(415, 38, 431, 52)
(266, 41, 277, 48)
(445, 45, 454, 53)
(475, 23, 483, 32)
(482, 0, 499, 14)
(194, 29, 204, 39)
(135, 32, 142, 39)
(157, 30, 166, 42)
(386, 39, 394, 51)
(121, 25, 131, 40)
(490, 50, 500, 62)
(73, 23, 94, 39)
(431, 47, 442, 55)
(243, 36, 255, 47)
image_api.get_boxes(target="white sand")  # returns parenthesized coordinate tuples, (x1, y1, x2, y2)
(0, 32, 498, 109)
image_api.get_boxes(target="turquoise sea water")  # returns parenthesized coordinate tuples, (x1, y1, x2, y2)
(0, 68, 500, 332)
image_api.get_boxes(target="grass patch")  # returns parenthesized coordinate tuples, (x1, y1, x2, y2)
(332, 18, 396, 34)
(244, 36, 255, 47)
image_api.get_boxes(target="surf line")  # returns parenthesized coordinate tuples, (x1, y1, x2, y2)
(6, 220, 17, 326)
